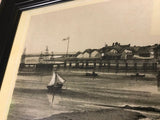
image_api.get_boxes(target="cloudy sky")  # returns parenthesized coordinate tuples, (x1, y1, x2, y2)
(25, 0, 160, 54)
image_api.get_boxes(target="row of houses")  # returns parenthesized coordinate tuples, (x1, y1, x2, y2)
(76, 42, 159, 60)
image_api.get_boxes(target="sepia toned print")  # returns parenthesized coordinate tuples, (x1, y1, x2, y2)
(7, 0, 160, 120)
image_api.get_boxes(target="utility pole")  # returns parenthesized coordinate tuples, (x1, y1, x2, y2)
(63, 37, 70, 58)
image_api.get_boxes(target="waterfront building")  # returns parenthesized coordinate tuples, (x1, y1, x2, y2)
(90, 49, 101, 58)
(121, 49, 133, 59)
(77, 52, 83, 58)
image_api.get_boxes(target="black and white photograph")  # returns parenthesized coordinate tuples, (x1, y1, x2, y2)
(5, 0, 160, 120)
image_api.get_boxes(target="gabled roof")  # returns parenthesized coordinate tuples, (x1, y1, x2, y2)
(90, 49, 100, 53)
(75, 51, 82, 56)
(83, 49, 92, 54)
(120, 47, 135, 53)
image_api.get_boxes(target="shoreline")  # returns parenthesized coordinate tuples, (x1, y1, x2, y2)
(18, 69, 157, 77)
(35, 108, 146, 120)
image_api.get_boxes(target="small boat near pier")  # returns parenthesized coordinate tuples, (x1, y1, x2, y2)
(130, 73, 145, 78)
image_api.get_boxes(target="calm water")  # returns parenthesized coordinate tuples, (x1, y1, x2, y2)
(8, 71, 160, 120)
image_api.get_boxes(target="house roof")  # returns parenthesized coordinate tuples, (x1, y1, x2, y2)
(137, 47, 150, 54)
(75, 51, 82, 56)
(76, 43, 158, 57)
(83, 49, 92, 54)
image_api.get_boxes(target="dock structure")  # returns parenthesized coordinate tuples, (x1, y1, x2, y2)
(19, 57, 158, 73)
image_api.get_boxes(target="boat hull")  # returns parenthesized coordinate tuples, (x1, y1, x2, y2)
(86, 73, 98, 77)
(130, 75, 145, 78)
(47, 83, 63, 92)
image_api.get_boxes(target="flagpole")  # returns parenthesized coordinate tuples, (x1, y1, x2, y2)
(63, 37, 70, 58)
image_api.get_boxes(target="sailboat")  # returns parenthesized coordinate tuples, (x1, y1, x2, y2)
(47, 72, 66, 92)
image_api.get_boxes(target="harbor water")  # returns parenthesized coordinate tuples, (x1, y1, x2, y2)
(8, 70, 160, 120)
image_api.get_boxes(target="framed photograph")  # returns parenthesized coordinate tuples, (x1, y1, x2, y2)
(1, 0, 160, 120)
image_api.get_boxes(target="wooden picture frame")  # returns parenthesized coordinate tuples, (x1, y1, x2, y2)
(1, 0, 160, 120)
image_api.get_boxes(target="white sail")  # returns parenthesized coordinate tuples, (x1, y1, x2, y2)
(48, 72, 56, 86)
(57, 74, 66, 84)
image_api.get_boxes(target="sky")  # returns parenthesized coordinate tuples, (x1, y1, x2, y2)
(25, 0, 160, 54)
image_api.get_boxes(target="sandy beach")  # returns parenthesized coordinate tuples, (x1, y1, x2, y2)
(36, 109, 146, 120)
(7, 70, 160, 120)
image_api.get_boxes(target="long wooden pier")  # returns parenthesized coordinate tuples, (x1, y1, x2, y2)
(19, 58, 158, 73)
